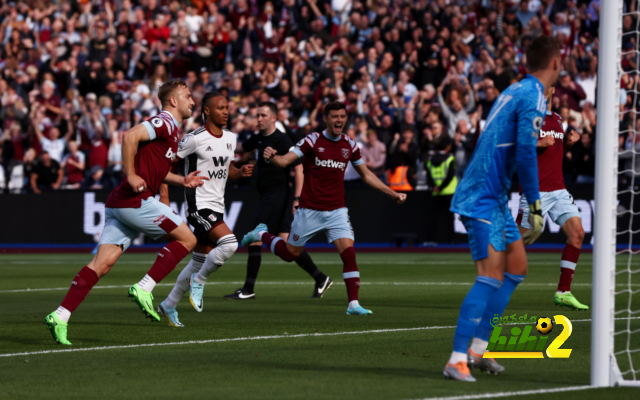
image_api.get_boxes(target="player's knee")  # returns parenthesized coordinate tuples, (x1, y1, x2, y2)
(182, 234, 198, 251)
(571, 225, 585, 245)
(216, 234, 238, 262)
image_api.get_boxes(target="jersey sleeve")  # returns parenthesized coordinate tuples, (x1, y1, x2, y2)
(142, 116, 171, 140)
(292, 134, 313, 158)
(516, 90, 545, 205)
(347, 137, 364, 166)
(177, 134, 197, 159)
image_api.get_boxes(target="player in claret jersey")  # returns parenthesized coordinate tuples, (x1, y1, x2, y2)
(516, 87, 587, 310)
(44, 80, 208, 345)
(241, 101, 407, 315)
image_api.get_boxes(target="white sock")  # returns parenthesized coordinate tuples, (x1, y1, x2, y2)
(55, 306, 71, 323)
(256, 231, 266, 241)
(195, 235, 237, 283)
(348, 300, 360, 309)
(448, 351, 467, 365)
(165, 253, 205, 308)
(137, 274, 156, 292)
(470, 338, 489, 355)
(557, 290, 570, 294)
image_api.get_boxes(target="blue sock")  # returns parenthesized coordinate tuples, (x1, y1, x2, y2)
(474, 272, 526, 342)
(452, 276, 503, 354)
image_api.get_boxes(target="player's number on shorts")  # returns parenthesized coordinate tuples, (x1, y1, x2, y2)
(545, 315, 573, 358)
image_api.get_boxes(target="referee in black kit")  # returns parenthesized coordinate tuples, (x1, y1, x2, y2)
(225, 101, 333, 300)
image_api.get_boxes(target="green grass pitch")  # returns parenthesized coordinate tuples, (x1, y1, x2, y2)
(1, 252, 639, 399)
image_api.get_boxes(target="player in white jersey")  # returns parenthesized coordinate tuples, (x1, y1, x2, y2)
(158, 92, 253, 327)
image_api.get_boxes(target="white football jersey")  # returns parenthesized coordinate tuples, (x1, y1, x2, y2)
(178, 126, 237, 214)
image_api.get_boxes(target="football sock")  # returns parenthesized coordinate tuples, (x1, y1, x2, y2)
(55, 306, 71, 323)
(295, 250, 327, 283)
(243, 245, 262, 293)
(165, 252, 206, 308)
(470, 338, 489, 356)
(145, 241, 189, 289)
(341, 247, 360, 302)
(59, 266, 99, 319)
(262, 232, 297, 262)
(474, 272, 526, 342)
(137, 274, 156, 292)
(195, 234, 238, 283)
(448, 351, 468, 365)
(452, 276, 502, 354)
(558, 243, 580, 292)
(348, 300, 360, 309)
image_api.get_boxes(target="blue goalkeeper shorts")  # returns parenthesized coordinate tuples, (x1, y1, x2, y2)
(461, 204, 521, 261)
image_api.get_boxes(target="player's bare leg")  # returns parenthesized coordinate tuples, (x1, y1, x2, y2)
(519, 217, 588, 310)
(45, 244, 124, 345)
(446, 245, 506, 382)
(554, 216, 588, 309)
(129, 222, 195, 322)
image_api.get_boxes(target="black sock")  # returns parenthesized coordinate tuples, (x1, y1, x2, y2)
(244, 245, 262, 293)
(295, 250, 327, 284)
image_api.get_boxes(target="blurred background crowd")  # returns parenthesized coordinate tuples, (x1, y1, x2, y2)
(0, 0, 637, 199)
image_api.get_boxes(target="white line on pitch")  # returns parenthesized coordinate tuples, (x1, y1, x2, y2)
(1, 317, 638, 359)
(3, 281, 637, 294)
(408, 385, 594, 400)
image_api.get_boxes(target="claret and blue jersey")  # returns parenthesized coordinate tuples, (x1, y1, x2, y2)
(451, 75, 547, 260)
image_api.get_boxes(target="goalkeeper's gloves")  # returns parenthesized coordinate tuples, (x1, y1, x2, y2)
(522, 199, 543, 246)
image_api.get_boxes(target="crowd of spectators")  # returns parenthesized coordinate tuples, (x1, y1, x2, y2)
(0, 0, 637, 194)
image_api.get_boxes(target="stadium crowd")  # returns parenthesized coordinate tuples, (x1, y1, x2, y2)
(0, 0, 635, 194)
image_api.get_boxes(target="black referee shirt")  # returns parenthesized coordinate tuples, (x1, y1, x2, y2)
(242, 129, 297, 194)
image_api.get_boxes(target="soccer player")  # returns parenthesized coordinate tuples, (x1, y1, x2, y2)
(227, 101, 332, 300)
(157, 92, 254, 327)
(44, 79, 208, 345)
(445, 36, 561, 381)
(241, 101, 407, 315)
(516, 87, 586, 310)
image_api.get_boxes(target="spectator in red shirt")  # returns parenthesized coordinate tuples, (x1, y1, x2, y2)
(554, 71, 587, 112)
(35, 81, 62, 121)
(146, 14, 171, 45)
(60, 141, 85, 189)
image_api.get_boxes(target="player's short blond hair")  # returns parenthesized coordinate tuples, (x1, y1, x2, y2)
(158, 79, 188, 107)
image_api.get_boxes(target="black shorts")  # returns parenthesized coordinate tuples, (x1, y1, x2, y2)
(187, 209, 225, 245)
(255, 187, 294, 235)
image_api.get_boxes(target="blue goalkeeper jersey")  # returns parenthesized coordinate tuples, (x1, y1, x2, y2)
(451, 74, 547, 220)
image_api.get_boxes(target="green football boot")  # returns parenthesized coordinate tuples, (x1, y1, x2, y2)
(44, 312, 72, 345)
(554, 292, 589, 310)
(128, 284, 161, 321)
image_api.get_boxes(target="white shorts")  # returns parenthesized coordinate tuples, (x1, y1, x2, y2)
(518, 189, 581, 229)
(287, 207, 355, 247)
(99, 197, 184, 252)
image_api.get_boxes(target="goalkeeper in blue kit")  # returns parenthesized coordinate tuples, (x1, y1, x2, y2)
(443, 36, 562, 382)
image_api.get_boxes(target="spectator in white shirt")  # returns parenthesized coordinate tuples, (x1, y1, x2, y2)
(33, 105, 73, 163)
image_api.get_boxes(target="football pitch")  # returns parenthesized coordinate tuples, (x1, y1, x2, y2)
(1, 252, 639, 399)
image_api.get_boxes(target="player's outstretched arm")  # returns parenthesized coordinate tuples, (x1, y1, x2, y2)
(354, 163, 407, 204)
(263, 147, 299, 169)
(122, 124, 152, 193)
(229, 163, 254, 180)
(163, 170, 209, 188)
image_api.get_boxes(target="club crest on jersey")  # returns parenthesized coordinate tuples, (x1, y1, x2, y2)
(342, 149, 350, 159)
(151, 117, 163, 128)
(293, 234, 300, 242)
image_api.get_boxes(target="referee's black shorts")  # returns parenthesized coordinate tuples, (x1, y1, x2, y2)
(255, 186, 294, 235)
